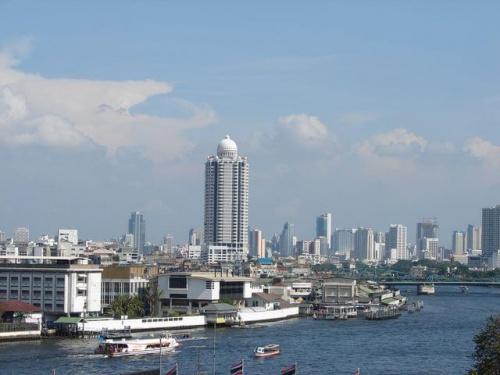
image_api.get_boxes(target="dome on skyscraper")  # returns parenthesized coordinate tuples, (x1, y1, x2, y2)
(217, 135, 238, 159)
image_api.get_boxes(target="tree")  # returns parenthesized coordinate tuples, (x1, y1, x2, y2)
(468, 315, 500, 375)
(142, 283, 163, 317)
(110, 295, 144, 318)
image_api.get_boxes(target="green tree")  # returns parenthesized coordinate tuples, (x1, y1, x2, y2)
(110, 295, 144, 318)
(142, 283, 163, 317)
(468, 315, 500, 375)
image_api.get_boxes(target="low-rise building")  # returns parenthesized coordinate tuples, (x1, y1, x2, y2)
(101, 265, 150, 308)
(0, 256, 102, 318)
(322, 278, 356, 304)
(157, 271, 253, 314)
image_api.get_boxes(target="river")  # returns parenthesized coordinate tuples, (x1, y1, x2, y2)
(1, 285, 499, 375)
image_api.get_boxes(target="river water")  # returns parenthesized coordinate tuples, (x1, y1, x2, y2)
(1, 285, 499, 375)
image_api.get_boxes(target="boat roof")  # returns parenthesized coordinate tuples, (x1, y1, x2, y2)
(263, 344, 279, 349)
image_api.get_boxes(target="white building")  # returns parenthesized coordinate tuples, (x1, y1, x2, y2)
(204, 136, 249, 263)
(387, 224, 408, 260)
(452, 231, 467, 255)
(157, 272, 253, 314)
(58, 229, 78, 245)
(0, 256, 102, 316)
(163, 233, 175, 254)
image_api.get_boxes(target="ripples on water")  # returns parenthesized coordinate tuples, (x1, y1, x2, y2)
(1, 286, 499, 375)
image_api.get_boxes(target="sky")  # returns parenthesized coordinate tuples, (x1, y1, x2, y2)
(0, 1, 499, 247)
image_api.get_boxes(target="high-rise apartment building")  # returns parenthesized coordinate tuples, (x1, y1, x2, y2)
(482, 205, 500, 258)
(278, 222, 294, 257)
(374, 232, 386, 261)
(452, 231, 467, 255)
(353, 227, 374, 261)
(416, 218, 438, 258)
(467, 224, 482, 251)
(250, 229, 266, 258)
(128, 211, 146, 253)
(333, 228, 357, 258)
(163, 233, 175, 254)
(387, 224, 408, 260)
(316, 213, 332, 252)
(204, 135, 249, 262)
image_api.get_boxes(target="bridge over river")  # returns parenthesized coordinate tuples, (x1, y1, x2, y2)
(381, 281, 500, 287)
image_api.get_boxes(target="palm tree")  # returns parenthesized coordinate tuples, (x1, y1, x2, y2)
(110, 295, 145, 318)
(142, 283, 163, 317)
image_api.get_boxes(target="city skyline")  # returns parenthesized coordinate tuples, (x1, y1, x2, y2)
(0, 2, 499, 246)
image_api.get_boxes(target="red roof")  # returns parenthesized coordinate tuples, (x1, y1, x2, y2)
(0, 300, 42, 313)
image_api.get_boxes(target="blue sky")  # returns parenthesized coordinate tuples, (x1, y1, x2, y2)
(0, 1, 499, 247)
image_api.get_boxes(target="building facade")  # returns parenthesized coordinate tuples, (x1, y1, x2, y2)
(387, 224, 408, 260)
(416, 218, 439, 258)
(204, 136, 249, 262)
(0, 256, 102, 317)
(452, 231, 467, 255)
(128, 211, 146, 254)
(482, 205, 500, 259)
(353, 228, 374, 261)
(278, 222, 294, 257)
(316, 213, 332, 252)
(467, 224, 482, 251)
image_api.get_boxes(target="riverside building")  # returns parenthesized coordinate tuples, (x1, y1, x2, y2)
(203, 135, 249, 263)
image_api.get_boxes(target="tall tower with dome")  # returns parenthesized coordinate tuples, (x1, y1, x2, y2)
(203, 135, 249, 262)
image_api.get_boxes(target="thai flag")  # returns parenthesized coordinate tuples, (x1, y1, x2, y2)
(230, 360, 244, 374)
(281, 363, 296, 375)
(164, 363, 178, 375)
(353, 369, 360, 375)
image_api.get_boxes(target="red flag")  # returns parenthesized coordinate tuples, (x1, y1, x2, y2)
(164, 364, 178, 375)
(281, 363, 296, 375)
(230, 360, 243, 374)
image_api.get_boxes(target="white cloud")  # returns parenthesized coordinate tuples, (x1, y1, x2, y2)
(276, 114, 337, 151)
(0, 86, 89, 147)
(357, 127, 428, 158)
(464, 137, 500, 168)
(0, 40, 216, 162)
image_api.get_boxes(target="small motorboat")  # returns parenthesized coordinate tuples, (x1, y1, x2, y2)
(254, 344, 281, 358)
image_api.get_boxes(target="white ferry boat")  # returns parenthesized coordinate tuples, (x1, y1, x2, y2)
(104, 335, 180, 358)
(254, 344, 281, 358)
(417, 284, 435, 295)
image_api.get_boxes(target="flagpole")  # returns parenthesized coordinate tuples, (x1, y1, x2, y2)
(242, 359, 244, 375)
(295, 362, 298, 375)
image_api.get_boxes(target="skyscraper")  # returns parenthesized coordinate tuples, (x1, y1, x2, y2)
(204, 135, 249, 262)
(452, 231, 467, 255)
(250, 229, 266, 258)
(128, 211, 145, 253)
(482, 205, 500, 258)
(333, 228, 356, 258)
(353, 227, 374, 261)
(416, 218, 438, 258)
(467, 224, 482, 251)
(278, 222, 294, 256)
(316, 213, 332, 251)
(163, 233, 175, 254)
(387, 224, 408, 260)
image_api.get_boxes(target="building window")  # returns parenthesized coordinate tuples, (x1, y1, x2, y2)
(170, 293, 188, 299)
(205, 281, 215, 289)
(169, 276, 187, 289)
